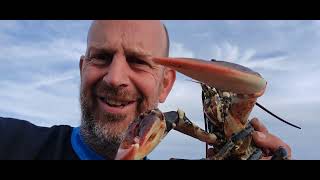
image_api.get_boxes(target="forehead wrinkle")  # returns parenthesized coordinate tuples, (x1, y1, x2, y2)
(88, 42, 151, 58)
(118, 30, 151, 56)
(123, 45, 152, 58)
(87, 41, 119, 56)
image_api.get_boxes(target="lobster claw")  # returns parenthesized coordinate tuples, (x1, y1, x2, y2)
(115, 109, 167, 160)
(152, 56, 267, 96)
(115, 109, 217, 160)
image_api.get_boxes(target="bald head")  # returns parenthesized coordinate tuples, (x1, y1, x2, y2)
(86, 20, 170, 57)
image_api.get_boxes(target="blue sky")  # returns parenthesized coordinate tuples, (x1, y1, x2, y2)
(0, 20, 319, 160)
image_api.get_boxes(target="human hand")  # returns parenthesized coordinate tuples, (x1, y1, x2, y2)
(250, 118, 292, 160)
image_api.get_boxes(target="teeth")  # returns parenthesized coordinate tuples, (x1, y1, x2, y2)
(100, 97, 131, 106)
(107, 99, 123, 106)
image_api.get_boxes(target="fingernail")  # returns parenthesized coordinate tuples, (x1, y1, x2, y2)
(256, 131, 266, 139)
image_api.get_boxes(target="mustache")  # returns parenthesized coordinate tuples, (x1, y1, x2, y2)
(93, 81, 142, 102)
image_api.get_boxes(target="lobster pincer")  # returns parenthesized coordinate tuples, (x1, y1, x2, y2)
(115, 108, 217, 160)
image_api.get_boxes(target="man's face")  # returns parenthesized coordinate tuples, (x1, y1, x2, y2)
(79, 21, 175, 144)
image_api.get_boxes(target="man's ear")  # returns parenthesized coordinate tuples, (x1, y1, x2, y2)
(79, 55, 85, 80)
(159, 68, 176, 103)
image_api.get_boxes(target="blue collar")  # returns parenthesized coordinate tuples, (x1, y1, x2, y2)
(71, 127, 105, 160)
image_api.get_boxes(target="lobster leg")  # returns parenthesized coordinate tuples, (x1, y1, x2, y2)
(206, 123, 262, 160)
(248, 149, 264, 160)
(164, 109, 217, 144)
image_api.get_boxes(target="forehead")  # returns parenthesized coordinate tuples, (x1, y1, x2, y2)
(87, 21, 166, 56)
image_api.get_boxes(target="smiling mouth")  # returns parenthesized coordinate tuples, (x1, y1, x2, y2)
(98, 96, 135, 108)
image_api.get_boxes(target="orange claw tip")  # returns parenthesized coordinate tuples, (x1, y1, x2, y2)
(152, 57, 267, 95)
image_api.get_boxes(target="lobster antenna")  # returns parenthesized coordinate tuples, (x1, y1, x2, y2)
(255, 102, 301, 129)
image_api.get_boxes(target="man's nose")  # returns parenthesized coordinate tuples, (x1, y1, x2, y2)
(103, 55, 129, 88)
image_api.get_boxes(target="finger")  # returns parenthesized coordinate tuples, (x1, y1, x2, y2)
(250, 118, 271, 154)
(252, 131, 291, 159)
(250, 117, 268, 133)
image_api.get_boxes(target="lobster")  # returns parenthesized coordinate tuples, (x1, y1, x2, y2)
(115, 57, 300, 160)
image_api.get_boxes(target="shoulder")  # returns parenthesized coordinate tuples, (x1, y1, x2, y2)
(0, 116, 76, 160)
(0, 116, 36, 127)
(0, 116, 72, 137)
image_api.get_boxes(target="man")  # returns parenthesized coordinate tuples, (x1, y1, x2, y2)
(0, 20, 291, 160)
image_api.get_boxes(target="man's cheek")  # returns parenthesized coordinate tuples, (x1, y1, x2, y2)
(82, 86, 96, 112)
(137, 97, 157, 115)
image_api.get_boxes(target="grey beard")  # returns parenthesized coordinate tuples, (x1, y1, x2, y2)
(80, 118, 124, 160)
(79, 91, 127, 159)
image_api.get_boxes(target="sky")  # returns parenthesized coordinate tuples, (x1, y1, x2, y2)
(0, 20, 319, 160)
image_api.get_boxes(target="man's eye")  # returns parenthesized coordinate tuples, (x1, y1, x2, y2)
(90, 54, 113, 65)
(128, 57, 151, 68)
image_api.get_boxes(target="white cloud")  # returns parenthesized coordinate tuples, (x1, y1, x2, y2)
(169, 42, 195, 58)
(0, 78, 81, 127)
(243, 55, 292, 71)
(49, 39, 86, 60)
(0, 64, 81, 127)
(209, 42, 299, 71)
(256, 67, 320, 122)
(211, 42, 247, 62)
(43, 20, 91, 35)
(159, 79, 204, 124)
(0, 21, 84, 127)
(29, 70, 79, 89)
(0, 38, 86, 62)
